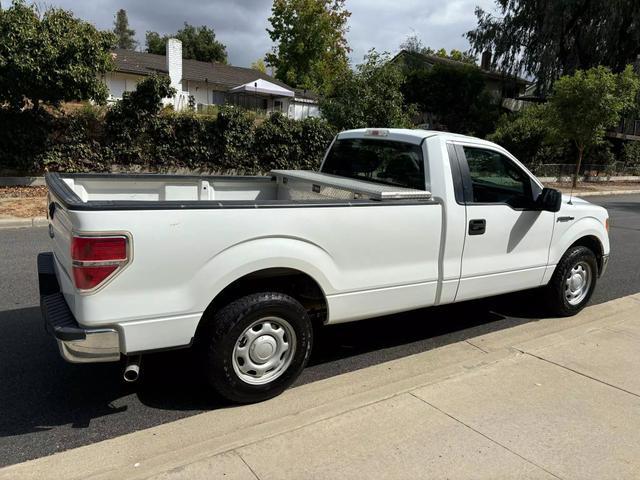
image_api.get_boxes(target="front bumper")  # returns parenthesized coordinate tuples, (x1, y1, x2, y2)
(38, 252, 120, 363)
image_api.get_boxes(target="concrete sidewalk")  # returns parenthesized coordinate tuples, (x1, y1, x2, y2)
(3, 294, 640, 480)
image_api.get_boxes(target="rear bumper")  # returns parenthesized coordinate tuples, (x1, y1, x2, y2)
(38, 252, 120, 363)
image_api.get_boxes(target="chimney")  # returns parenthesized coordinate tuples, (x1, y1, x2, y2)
(480, 50, 491, 71)
(166, 38, 182, 91)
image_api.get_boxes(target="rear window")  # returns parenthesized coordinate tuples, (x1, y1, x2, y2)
(321, 138, 425, 190)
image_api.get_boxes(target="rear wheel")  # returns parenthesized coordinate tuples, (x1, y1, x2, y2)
(200, 292, 313, 403)
(545, 246, 598, 317)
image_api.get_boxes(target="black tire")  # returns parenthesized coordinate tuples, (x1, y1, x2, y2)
(200, 292, 313, 404)
(545, 246, 598, 317)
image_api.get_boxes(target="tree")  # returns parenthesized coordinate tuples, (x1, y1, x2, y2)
(399, 33, 430, 55)
(320, 50, 414, 130)
(113, 9, 136, 50)
(402, 62, 499, 136)
(108, 74, 176, 123)
(488, 103, 568, 167)
(466, 0, 640, 94)
(548, 66, 639, 187)
(146, 23, 227, 63)
(0, 1, 115, 110)
(266, 0, 351, 92)
(399, 34, 476, 64)
(251, 58, 267, 73)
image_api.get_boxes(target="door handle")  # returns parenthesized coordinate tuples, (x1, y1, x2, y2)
(468, 219, 486, 235)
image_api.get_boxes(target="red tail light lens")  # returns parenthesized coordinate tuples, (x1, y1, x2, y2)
(71, 235, 129, 291)
(71, 236, 127, 262)
(73, 265, 118, 290)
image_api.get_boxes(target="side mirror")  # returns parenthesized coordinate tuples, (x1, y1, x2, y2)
(536, 187, 562, 213)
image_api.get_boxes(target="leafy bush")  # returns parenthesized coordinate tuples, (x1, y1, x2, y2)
(0, 77, 335, 174)
(104, 75, 177, 166)
(254, 113, 302, 170)
(488, 104, 569, 166)
(320, 50, 415, 130)
(0, 108, 52, 172)
(298, 116, 336, 169)
(403, 62, 500, 136)
(0, 0, 115, 110)
(622, 141, 640, 174)
(211, 105, 257, 172)
(40, 106, 112, 172)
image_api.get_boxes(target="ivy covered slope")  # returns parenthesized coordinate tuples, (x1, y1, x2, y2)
(0, 76, 336, 175)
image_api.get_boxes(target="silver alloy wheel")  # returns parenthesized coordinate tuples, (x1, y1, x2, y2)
(564, 261, 592, 306)
(232, 316, 296, 385)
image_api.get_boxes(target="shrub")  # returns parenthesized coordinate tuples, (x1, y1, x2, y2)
(210, 105, 257, 172)
(488, 104, 569, 166)
(298, 117, 336, 169)
(320, 50, 415, 130)
(39, 105, 112, 172)
(0, 108, 52, 173)
(104, 75, 177, 166)
(0, 77, 335, 175)
(622, 141, 640, 174)
(254, 113, 302, 171)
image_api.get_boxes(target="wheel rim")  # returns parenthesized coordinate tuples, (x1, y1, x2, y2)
(564, 261, 592, 306)
(232, 316, 296, 385)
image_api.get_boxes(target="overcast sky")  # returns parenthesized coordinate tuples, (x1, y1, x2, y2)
(44, 0, 496, 67)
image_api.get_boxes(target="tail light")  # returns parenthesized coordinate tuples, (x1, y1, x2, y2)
(71, 235, 130, 291)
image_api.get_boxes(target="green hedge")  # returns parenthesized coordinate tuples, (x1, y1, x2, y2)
(0, 105, 335, 175)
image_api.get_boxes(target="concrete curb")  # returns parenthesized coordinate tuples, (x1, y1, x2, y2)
(568, 189, 640, 197)
(0, 176, 45, 187)
(0, 216, 47, 229)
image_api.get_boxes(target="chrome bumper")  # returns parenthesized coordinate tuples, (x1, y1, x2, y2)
(38, 252, 120, 363)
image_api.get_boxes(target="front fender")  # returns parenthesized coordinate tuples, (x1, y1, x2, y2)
(548, 216, 609, 267)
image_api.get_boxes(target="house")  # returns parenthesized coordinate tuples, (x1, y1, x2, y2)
(391, 49, 530, 113)
(104, 39, 320, 120)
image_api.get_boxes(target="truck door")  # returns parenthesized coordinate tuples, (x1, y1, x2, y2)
(452, 144, 555, 302)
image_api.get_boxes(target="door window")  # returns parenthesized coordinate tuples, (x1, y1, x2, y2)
(463, 147, 536, 208)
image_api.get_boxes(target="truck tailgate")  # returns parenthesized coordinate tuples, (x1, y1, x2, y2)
(48, 193, 76, 292)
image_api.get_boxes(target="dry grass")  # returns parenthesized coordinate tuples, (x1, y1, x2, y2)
(0, 186, 48, 218)
(0, 197, 47, 218)
(0, 186, 48, 199)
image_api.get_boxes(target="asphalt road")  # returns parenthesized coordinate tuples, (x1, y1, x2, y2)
(1, 194, 639, 467)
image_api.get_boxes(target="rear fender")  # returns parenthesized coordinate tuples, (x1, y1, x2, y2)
(192, 236, 337, 313)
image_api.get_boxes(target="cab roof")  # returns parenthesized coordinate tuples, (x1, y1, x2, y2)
(337, 128, 491, 147)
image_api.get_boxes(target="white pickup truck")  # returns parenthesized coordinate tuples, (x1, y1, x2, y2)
(39, 128, 610, 403)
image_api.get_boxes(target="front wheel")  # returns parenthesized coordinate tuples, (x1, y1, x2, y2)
(200, 292, 313, 403)
(545, 246, 598, 317)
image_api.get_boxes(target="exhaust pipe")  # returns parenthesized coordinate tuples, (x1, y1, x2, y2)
(123, 355, 141, 383)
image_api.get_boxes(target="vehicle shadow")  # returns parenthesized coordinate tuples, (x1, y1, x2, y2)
(0, 306, 129, 438)
(137, 287, 551, 406)
(0, 288, 549, 456)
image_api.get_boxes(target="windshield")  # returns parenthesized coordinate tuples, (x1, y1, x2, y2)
(321, 138, 425, 190)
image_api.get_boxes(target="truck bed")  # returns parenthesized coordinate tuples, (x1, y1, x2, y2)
(48, 171, 431, 209)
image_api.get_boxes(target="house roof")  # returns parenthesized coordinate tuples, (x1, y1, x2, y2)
(392, 50, 530, 85)
(110, 49, 316, 99)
